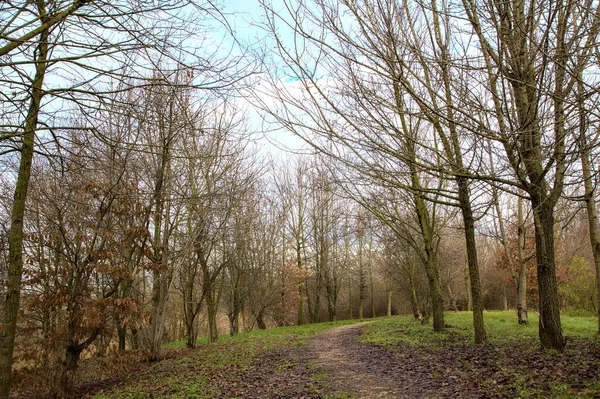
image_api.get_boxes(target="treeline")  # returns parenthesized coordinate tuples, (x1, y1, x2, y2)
(1, 0, 600, 398)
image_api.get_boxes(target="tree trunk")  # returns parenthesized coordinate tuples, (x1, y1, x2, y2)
(408, 262, 419, 319)
(494, 179, 529, 324)
(56, 346, 81, 398)
(358, 264, 365, 320)
(256, 309, 267, 330)
(410, 284, 419, 319)
(493, 177, 528, 324)
(314, 279, 321, 323)
(305, 276, 320, 324)
(185, 316, 198, 348)
(116, 277, 133, 351)
(370, 268, 376, 318)
(358, 296, 364, 320)
(116, 315, 126, 351)
(358, 236, 365, 319)
(532, 197, 565, 350)
(457, 177, 487, 344)
(147, 216, 172, 360)
(310, 251, 322, 324)
(229, 310, 239, 336)
(517, 196, 529, 324)
(403, 115, 445, 331)
(348, 278, 353, 320)
(465, 260, 472, 311)
(425, 254, 445, 332)
(413, 186, 445, 331)
(206, 290, 219, 342)
(585, 168, 600, 333)
(145, 125, 173, 361)
(326, 283, 337, 322)
(407, 194, 445, 330)
(148, 270, 170, 360)
(184, 290, 196, 348)
(296, 242, 305, 326)
(517, 275, 528, 324)
(229, 276, 242, 336)
(0, 24, 49, 399)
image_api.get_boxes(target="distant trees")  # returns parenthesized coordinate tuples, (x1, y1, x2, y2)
(242, 186, 286, 329)
(259, 0, 473, 336)
(276, 160, 310, 325)
(576, 80, 600, 334)
(492, 193, 533, 324)
(177, 104, 252, 345)
(275, 158, 365, 324)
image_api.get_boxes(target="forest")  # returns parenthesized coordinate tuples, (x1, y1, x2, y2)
(1, 0, 600, 397)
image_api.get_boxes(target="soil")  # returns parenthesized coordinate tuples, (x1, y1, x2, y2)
(217, 323, 454, 399)
(307, 323, 481, 398)
(308, 323, 422, 398)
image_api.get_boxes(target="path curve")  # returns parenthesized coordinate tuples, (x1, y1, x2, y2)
(308, 323, 428, 399)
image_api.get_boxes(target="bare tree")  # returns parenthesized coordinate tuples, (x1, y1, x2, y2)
(245, 182, 286, 330)
(175, 102, 250, 345)
(491, 187, 532, 324)
(275, 160, 311, 325)
(460, 0, 600, 350)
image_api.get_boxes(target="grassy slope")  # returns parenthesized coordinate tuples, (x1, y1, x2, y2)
(361, 311, 598, 348)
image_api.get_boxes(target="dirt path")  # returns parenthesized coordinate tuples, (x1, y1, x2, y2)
(309, 323, 428, 399)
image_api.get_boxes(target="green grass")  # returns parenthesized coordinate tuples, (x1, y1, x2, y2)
(163, 319, 360, 350)
(560, 314, 598, 337)
(361, 310, 598, 348)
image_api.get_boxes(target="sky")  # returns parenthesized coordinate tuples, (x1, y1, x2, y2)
(220, 0, 310, 159)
